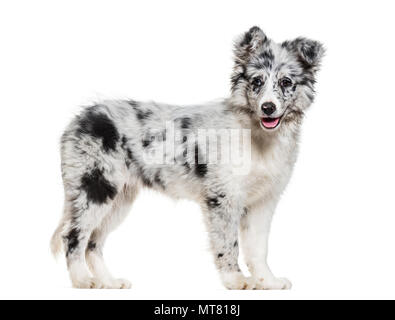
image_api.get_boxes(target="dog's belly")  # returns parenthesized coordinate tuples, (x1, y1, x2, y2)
(159, 179, 203, 202)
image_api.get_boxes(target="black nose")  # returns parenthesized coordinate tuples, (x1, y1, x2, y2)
(261, 102, 276, 116)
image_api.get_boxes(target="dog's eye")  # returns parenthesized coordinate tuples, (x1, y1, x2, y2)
(252, 77, 263, 88)
(280, 77, 292, 88)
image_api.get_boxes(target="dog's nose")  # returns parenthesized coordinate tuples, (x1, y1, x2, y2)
(261, 102, 276, 116)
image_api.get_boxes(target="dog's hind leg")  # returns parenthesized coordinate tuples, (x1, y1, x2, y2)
(62, 202, 114, 289)
(59, 163, 124, 289)
(85, 184, 138, 289)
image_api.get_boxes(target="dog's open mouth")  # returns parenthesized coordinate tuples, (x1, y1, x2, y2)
(261, 117, 281, 129)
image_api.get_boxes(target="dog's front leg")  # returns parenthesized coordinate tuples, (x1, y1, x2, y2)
(240, 201, 292, 290)
(204, 198, 256, 290)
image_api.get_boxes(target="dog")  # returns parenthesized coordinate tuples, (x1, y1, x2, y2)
(51, 26, 324, 290)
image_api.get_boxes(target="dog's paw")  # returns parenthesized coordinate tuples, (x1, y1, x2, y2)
(110, 278, 132, 289)
(73, 277, 132, 289)
(72, 277, 106, 289)
(255, 277, 292, 290)
(221, 272, 257, 290)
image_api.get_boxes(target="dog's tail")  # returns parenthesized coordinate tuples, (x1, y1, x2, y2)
(50, 219, 65, 258)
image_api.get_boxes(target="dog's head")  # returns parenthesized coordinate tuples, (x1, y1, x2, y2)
(230, 26, 324, 131)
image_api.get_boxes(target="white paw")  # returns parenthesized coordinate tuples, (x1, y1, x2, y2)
(256, 277, 292, 290)
(111, 278, 132, 289)
(72, 277, 132, 289)
(72, 277, 105, 289)
(221, 272, 257, 290)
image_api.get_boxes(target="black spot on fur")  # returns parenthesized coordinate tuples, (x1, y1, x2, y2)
(261, 50, 274, 69)
(302, 45, 316, 61)
(137, 110, 153, 121)
(231, 64, 247, 92)
(281, 41, 290, 49)
(251, 61, 265, 70)
(121, 136, 136, 168)
(194, 144, 207, 178)
(125, 149, 135, 166)
(207, 197, 221, 208)
(206, 192, 225, 209)
(298, 78, 312, 87)
(298, 56, 315, 74)
(81, 168, 117, 204)
(128, 100, 138, 108)
(240, 30, 253, 47)
(142, 138, 152, 148)
(261, 50, 274, 61)
(140, 170, 153, 188)
(195, 163, 208, 177)
(138, 167, 154, 188)
(128, 101, 153, 121)
(87, 241, 96, 251)
(263, 60, 272, 69)
(142, 178, 152, 187)
(142, 132, 158, 148)
(217, 253, 224, 258)
(231, 72, 246, 91)
(234, 241, 238, 247)
(183, 161, 191, 172)
(181, 117, 191, 129)
(121, 136, 154, 187)
(78, 109, 120, 152)
(154, 172, 166, 189)
(65, 228, 80, 256)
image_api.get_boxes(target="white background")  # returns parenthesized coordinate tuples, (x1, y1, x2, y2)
(0, 0, 394, 300)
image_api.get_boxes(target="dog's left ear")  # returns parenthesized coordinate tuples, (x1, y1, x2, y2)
(283, 38, 325, 71)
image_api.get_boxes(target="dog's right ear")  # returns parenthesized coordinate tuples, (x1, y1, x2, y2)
(234, 26, 267, 62)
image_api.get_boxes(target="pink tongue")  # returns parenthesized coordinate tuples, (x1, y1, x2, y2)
(262, 117, 280, 129)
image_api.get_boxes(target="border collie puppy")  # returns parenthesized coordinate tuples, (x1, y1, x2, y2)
(51, 26, 324, 289)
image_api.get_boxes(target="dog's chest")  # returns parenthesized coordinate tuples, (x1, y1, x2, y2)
(243, 134, 298, 206)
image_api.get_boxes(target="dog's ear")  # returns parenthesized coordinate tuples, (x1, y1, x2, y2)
(283, 38, 325, 71)
(234, 26, 267, 62)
